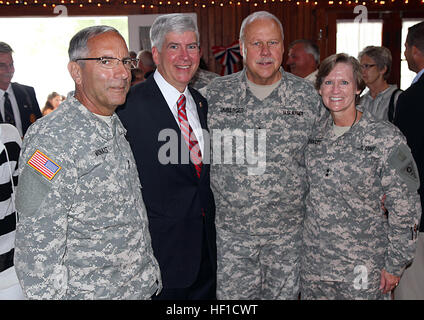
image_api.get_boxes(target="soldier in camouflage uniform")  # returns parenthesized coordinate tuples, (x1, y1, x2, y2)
(190, 57, 219, 90)
(200, 11, 326, 299)
(13, 26, 161, 299)
(302, 53, 421, 299)
(190, 68, 219, 90)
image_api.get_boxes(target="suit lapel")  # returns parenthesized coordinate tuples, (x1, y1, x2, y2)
(11, 83, 26, 114)
(190, 87, 207, 131)
(147, 77, 200, 181)
(145, 76, 181, 133)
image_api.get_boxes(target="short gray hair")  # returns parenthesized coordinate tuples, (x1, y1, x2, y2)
(289, 39, 320, 65)
(150, 14, 199, 51)
(239, 11, 284, 46)
(0, 42, 13, 54)
(68, 25, 121, 61)
(137, 50, 154, 67)
(358, 45, 392, 80)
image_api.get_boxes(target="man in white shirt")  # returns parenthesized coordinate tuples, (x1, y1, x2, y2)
(117, 13, 216, 300)
(0, 42, 41, 137)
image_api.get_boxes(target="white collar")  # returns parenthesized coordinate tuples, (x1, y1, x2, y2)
(153, 70, 190, 108)
(0, 84, 12, 97)
(412, 68, 424, 85)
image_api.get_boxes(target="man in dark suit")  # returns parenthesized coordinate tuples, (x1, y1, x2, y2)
(0, 42, 41, 137)
(117, 14, 216, 300)
(394, 21, 424, 299)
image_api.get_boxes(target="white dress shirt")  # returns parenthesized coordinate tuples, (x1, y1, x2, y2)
(412, 68, 424, 85)
(0, 85, 23, 137)
(153, 70, 204, 155)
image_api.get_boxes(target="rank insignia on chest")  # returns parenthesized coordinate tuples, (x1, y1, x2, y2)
(27, 150, 62, 181)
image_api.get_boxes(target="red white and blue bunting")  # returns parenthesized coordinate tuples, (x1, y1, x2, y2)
(212, 41, 242, 76)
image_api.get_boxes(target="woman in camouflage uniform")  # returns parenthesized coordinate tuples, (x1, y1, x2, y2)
(301, 53, 421, 300)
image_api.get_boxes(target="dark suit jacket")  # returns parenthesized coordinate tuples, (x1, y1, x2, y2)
(394, 73, 424, 232)
(11, 82, 42, 136)
(117, 76, 216, 288)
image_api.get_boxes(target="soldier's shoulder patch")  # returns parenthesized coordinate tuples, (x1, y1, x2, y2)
(388, 144, 420, 191)
(27, 149, 62, 181)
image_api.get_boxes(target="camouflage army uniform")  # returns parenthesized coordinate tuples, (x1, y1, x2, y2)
(302, 107, 421, 300)
(14, 93, 162, 300)
(190, 68, 219, 90)
(200, 68, 326, 299)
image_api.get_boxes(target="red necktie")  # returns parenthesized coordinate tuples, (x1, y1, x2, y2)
(177, 94, 202, 178)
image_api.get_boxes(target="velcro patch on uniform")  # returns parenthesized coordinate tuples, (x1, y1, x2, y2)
(388, 144, 420, 191)
(27, 150, 62, 181)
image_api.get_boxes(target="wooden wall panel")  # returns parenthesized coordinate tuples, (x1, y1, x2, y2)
(1, 2, 424, 76)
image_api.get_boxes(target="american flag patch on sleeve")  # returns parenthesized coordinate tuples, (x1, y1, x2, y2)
(27, 150, 62, 181)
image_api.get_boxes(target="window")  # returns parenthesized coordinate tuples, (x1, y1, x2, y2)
(0, 17, 128, 109)
(336, 20, 383, 59)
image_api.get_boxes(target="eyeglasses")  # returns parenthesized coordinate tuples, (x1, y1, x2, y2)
(74, 57, 139, 70)
(360, 64, 376, 70)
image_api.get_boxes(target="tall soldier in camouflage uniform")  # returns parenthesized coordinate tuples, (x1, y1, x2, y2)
(302, 53, 421, 299)
(13, 26, 162, 299)
(200, 11, 326, 299)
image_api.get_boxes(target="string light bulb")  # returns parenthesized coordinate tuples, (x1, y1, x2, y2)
(0, 0, 418, 9)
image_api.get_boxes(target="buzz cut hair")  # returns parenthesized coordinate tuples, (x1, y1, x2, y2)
(68, 25, 121, 62)
(239, 11, 284, 46)
(0, 42, 13, 54)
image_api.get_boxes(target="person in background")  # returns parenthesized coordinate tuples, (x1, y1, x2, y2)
(136, 49, 155, 81)
(129, 50, 137, 59)
(200, 11, 325, 299)
(286, 39, 320, 83)
(41, 92, 62, 116)
(0, 123, 23, 299)
(130, 68, 144, 86)
(394, 20, 424, 300)
(0, 42, 42, 137)
(302, 53, 421, 299)
(117, 14, 216, 300)
(13, 25, 161, 300)
(358, 46, 402, 122)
